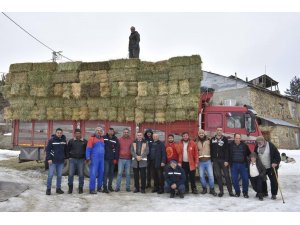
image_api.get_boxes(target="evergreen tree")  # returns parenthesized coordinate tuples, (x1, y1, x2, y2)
(285, 76, 300, 100)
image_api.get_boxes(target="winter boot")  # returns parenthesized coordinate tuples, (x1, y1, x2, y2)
(103, 188, 109, 194)
(218, 192, 224, 197)
(271, 195, 277, 200)
(68, 185, 73, 194)
(170, 190, 175, 198)
(229, 192, 235, 197)
(56, 188, 64, 194)
(46, 189, 51, 195)
(258, 193, 264, 201)
(192, 188, 198, 194)
(179, 191, 184, 198)
(90, 190, 97, 194)
(235, 192, 240, 197)
(108, 186, 114, 192)
(243, 192, 249, 198)
(201, 188, 207, 194)
(78, 187, 83, 194)
(209, 188, 217, 196)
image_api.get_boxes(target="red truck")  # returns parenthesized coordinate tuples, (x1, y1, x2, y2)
(12, 88, 261, 175)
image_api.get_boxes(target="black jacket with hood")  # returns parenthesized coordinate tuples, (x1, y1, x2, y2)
(46, 134, 68, 164)
(144, 128, 154, 156)
(103, 133, 120, 160)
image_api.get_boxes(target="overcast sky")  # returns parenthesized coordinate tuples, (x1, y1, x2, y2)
(1, 12, 300, 93)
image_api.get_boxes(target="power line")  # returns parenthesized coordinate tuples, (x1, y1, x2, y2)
(1, 12, 73, 62)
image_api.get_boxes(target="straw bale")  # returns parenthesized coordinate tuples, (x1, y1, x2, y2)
(144, 110, 155, 123)
(155, 96, 167, 109)
(3, 107, 13, 120)
(135, 108, 144, 124)
(71, 83, 81, 98)
(94, 70, 108, 83)
(54, 84, 63, 96)
(12, 107, 31, 121)
(182, 95, 199, 108)
(89, 83, 100, 97)
(9, 97, 35, 108)
(147, 82, 157, 96)
(0, 85, 11, 99)
(125, 107, 135, 122)
(100, 82, 110, 97)
(6, 72, 28, 84)
(110, 96, 135, 108)
(138, 82, 148, 96)
(189, 78, 200, 94)
(109, 58, 140, 69)
(118, 82, 128, 98)
(165, 110, 176, 122)
(79, 71, 94, 84)
(30, 85, 52, 97)
(189, 55, 202, 65)
(158, 81, 168, 96)
(111, 82, 119, 97)
(169, 65, 201, 81)
(98, 108, 108, 120)
(53, 108, 63, 120)
(167, 95, 183, 109)
(32, 62, 57, 72)
(58, 61, 82, 72)
(80, 61, 110, 71)
(63, 83, 72, 99)
(80, 83, 90, 98)
(169, 56, 201, 67)
(27, 71, 53, 84)
(9, 63, 33, 73)
(63, 99, 87, 108)
(108, 107, 117, 121)
(48, 98, 64, 108)
(179, 79, 190, 95)
(79, 107, 89, 120)
(155, 110, 166, 123)
(117, 107, 125, 122)
(186, 108, 198, 120)
(108, 69, 137, 82)
(89, 108, 98, 120)
(127, 82, 138, 96)
(63, 107, 73, 120)
(87, 98, 111, 108)
(175, 109, 186, 120)
(46, 108, 55, 120)
(168, 80, 178, 94)
(136, 97, 155, 109)
(72, 108, 80, 120)
(10, 83, 21, 96)
(52, 71, 79, 83)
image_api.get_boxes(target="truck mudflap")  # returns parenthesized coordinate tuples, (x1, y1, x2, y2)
(16, 147, 44, 163)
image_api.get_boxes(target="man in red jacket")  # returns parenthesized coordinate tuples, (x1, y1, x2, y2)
(166, 134, 179, 163)
(178, 132, 199, 194)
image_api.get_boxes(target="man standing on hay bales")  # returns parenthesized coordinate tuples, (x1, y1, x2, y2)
(45, 128, 68, 195)
(129, 26, 140, 58)
(86, 126, 105, 194)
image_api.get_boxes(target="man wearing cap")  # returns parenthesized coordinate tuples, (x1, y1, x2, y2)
(128, 26, 140, 58)
(254, 136, 281, 200)
(164, 160, 186, 198)
(86, 126, 105, 194)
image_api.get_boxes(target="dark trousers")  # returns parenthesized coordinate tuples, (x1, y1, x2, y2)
(231, 162, 249, 194)
(213, 159, 233, 193)
(103, 159, 115, 189)
(164, 182, 185, 194)
(182, 162, 196, 192)
(133, 167, 146, 191)
(147, 158, 151, 187)
(129, 47, 140, 58)
(250, 176, 263, 194)
(262, 168, 278, 195)
(150, 160, 164, 191)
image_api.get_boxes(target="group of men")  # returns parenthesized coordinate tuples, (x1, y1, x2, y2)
(45, 126, 281, 201)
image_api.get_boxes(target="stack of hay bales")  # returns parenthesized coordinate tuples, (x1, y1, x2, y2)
(2, 55, 202, 123)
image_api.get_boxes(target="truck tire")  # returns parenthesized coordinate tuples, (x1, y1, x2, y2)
(84, 163, 90, 177)
(62, 159, 69, 176)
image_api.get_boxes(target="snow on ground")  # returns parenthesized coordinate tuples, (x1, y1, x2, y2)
(0, 149, 19, 161)
(0, 149, 299, 212)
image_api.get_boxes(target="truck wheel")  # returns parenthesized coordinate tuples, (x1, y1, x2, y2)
(84, 164, 90, 177)
(62, 159, 69, 176)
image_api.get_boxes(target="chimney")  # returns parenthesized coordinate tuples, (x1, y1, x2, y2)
(235, 72, 237, 79)
(246, 77, 248, 82)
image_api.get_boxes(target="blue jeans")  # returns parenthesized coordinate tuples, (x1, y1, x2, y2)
(164, 181, 185, 193)
(231, 162, 249, 194)
(116, 159, 131, 190)
(47, 162, 64, 189)
(103, 159, 115, 189)
(68, 158, 84, 188)
(198, 160, 215, 189)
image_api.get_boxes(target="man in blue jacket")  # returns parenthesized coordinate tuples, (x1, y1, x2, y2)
(46, 128, 68, 195)
(164, 160, 186, 198)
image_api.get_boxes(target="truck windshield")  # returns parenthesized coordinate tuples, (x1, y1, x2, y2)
(226, 112, 245, 129)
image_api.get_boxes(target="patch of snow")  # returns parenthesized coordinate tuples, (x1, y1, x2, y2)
(0, 149, 20, 161)
(3, 132, 12, 136)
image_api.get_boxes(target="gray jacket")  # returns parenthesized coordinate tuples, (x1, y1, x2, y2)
(131, 139, 149, 168)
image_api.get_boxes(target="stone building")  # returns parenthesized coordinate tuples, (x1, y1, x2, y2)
(202, 71, 300, 149)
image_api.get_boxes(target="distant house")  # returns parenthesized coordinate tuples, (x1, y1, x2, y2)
(202, 71, 300, 149)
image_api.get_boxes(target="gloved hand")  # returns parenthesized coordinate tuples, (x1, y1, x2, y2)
(113, 159, 118, 165)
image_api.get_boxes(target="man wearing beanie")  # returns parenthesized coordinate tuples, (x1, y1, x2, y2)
(254, 136, 281, 200)
(164, 160, 186, 198)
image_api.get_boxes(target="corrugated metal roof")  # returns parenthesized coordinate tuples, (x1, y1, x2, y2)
(258, 116, 300, 128)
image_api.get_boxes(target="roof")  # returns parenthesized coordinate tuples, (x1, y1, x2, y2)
(249, 74, 279, 87)
(258, 116, 300, 128)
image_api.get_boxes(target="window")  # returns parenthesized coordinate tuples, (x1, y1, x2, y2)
(224, 99, 236, 106)
(226, 112, 244, 129)
(206, 113, 222, 129)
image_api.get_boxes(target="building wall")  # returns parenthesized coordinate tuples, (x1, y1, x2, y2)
(209, 87, 251, 106)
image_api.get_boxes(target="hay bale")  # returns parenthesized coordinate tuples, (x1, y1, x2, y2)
(108, 107, 117, 121)
(125, 108, 135, 122)
(63, 99, 87, 108)
(110, 97, 135, 108)
(94, 70, 108, 83)
(155, 96, 167, 109)
(10, 83, 20, 96)
(58, 61, 82, 72)
(27, 71, 53, 84)
(9, 97, 35, 108)
(169, 56, 191, 67)
(80, 61, 110, 71)
(71, 83, 81, 99)
(89, 108, 98, 120)
(63, 83, 72, 99)
(54, 84, 63, 96)
(79, 71, 94, 84)
(167, 95, 183, 109)
(3, 107, 13, 120)
(72, 108, 80, 120)
(52, 71, 79, 83)
(127, 82, 138, 96)
(189, 78, 200, 94)
(179, 79, 190, 95)
(190, 55, 202, 65)
(48, 98, 64, 107)
(46, 108, 55, 120)
(30, 107, 46, 120)
(182, 95, 199, 108)
(147, 82, 157, 96)
(135, 108, 144, 124)
(100, 82, 110, 97)
(108, 69, 137, 82)
(136, 62, 154, 81)
(118, 82, 128, 97)
(176, 109, 186, 120)
(9, 63, 33, 73)
(30, 84, 52, 97)
(165, 109, 176, 122)
(87, 98, 111, 108)
(80, 83, 90, 98)
(12, 107, 31, 121)
(89, 83, 100, 97)
(98, 108, 108, 120)
(158, 81, 168, 96)
(79, 107, 89, 120)
(109, 58, 140, 69)
(111, 82, 119, 97)
(0, 85, 11, 99)
(136, 97, 155, 110)
(168, 80, 178, 94)
(155, 110, 166, 123)
(138, 82, 148, 96)
(63, 107, 73, 120)
(32, 62, 57, 72)
(6, 72, 28, 84)
(53, 108, 63, 120)
(144, 110, 155, 123)
(117, 107, 125, 122)
(186, 108, 198, 120)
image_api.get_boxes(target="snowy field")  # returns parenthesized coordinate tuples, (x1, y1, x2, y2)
(0, 149, 299, 212)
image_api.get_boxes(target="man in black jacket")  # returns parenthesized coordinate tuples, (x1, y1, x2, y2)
(128, 26, 140, 58)
(164, 160, 186, 198)
(144, 128, 154, 189)
(254, 136, 281, 200)
(228, 133, 251, 198)
(103, 128, 120, 193)
(67, 129, 87, 194)
(149, 133, 166, 194)
(46, 128, 68, 195)
(210, 128, 234, 197)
